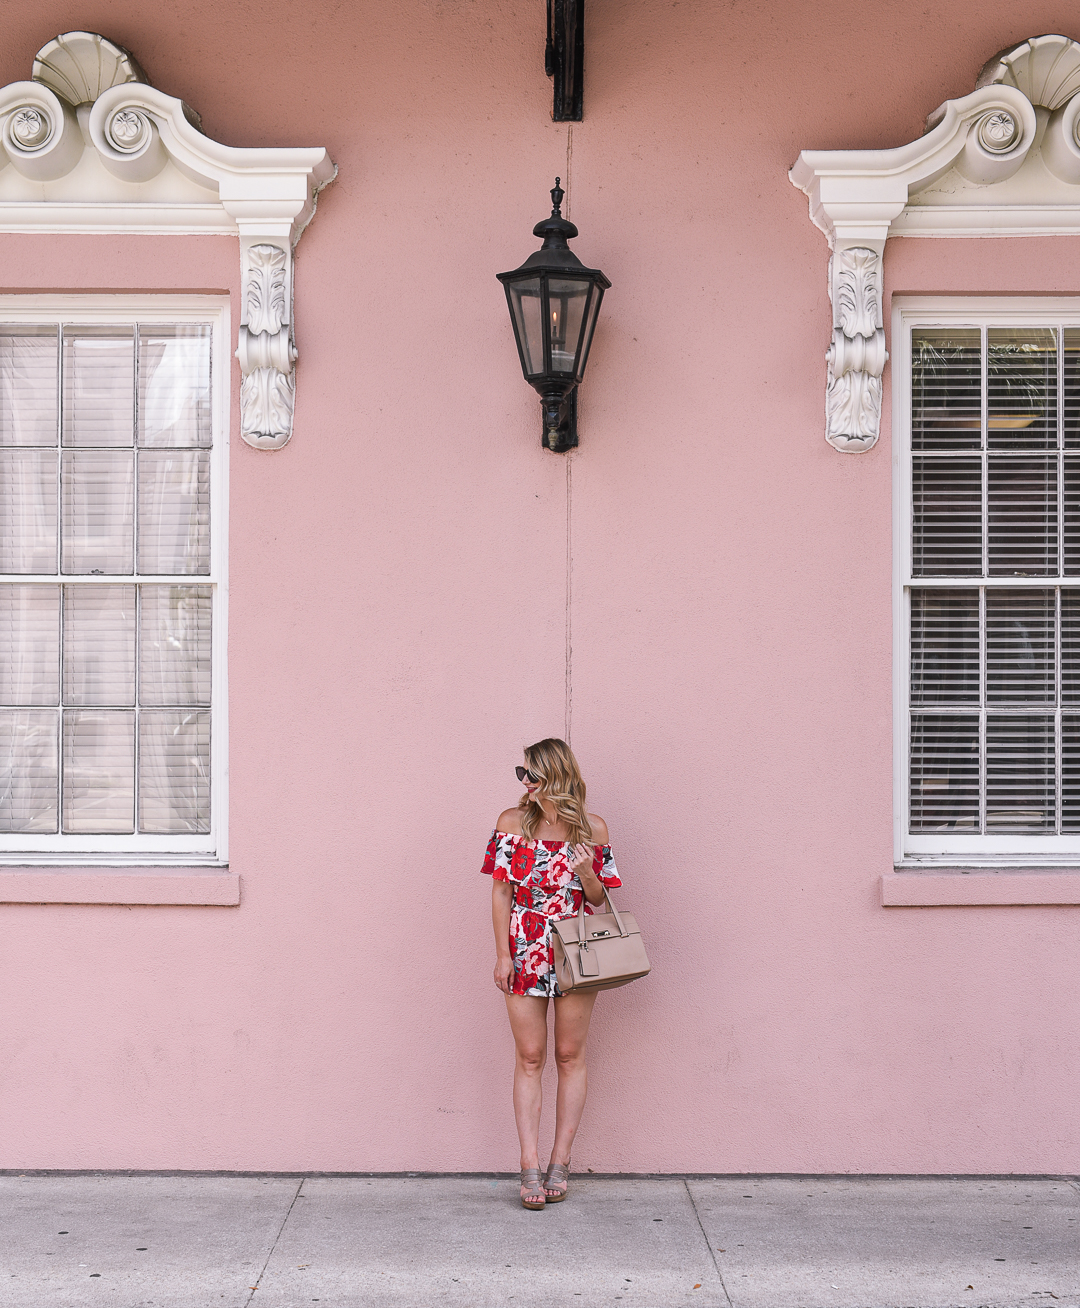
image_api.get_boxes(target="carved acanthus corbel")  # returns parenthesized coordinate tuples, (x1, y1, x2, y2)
(236, 242, 298, 450)
(824, 247, 888, 453)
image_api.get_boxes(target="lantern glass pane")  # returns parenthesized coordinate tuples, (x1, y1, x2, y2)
(576, 285, 604, 381)
(507, 279, 544, 376)
(548, 279, 590, 374)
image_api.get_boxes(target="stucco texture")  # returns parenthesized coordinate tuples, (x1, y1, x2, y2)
(0, 0, 1078, 1172)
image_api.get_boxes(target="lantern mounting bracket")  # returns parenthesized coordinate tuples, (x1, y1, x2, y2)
(543, 389, 578, 452)
(546, 0, 584, 121)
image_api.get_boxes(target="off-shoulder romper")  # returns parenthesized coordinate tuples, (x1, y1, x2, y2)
(481, 831, 622, 997)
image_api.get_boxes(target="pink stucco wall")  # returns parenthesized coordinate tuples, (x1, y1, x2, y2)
(1, 0, 1079, 1172)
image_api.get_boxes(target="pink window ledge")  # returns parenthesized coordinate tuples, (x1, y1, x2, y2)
(0, 868, 239, 906)
(882, 870, 1080, 907)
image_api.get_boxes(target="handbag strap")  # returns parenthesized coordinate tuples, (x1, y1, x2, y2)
(576, 885, 629, 944)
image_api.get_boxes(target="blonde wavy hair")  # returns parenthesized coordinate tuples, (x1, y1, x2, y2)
(518, 737, 594, 845)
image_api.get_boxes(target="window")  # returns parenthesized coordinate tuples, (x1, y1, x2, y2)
(895, 299, 1080, 864)
(0, 297, 227, 864)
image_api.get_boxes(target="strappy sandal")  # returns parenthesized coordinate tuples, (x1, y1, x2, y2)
(520, 1167, 546, 1210)
(543, 1160, 570, 1203)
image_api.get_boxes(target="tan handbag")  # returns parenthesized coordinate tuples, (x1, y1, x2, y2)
(551, 888, 651, 994)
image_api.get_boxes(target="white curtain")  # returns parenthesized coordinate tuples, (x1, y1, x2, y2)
(137, 451, 210, 575)
(139, 711, 210, 833)
(139, 328, 211, 448)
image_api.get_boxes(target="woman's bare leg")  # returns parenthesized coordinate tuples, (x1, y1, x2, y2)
(547, 990, 599, 1190)
(504, 994, 550, 1169)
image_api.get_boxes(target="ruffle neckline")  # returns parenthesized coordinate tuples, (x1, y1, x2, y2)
(492, 829, 609, 850)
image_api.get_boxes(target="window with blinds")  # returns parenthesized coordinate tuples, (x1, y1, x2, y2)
(899, 302, 1080, 861)
(0, 303, 226, 862)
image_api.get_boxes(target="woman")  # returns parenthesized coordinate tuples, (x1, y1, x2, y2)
(481, 737, 621, 1209)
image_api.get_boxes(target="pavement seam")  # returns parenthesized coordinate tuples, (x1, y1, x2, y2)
(242, 1175, 305, 1306)
(684, 1177, 733, 1308)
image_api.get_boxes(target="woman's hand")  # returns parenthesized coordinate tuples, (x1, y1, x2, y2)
(569, 842, 594, 874)
(494, 955, 514, 994)
(570, 843, 606, 906)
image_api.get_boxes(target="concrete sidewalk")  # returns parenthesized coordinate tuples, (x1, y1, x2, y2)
(1, 1174, 1078, 1308)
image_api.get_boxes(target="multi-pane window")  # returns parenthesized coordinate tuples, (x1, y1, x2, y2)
(0, 303, 226, 862)
(898, 302, 1080, 861)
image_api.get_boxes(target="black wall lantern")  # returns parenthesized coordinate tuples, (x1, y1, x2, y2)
(497, 180, 611, 452)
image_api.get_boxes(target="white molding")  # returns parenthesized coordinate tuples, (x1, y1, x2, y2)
(891, 301, 907, 866)
(0, 204, 234, 234)
(0, 293, 230, 866)
(0, 32, 335, 450)
(790, 34, 1080, 452)
(890, 205, 1080, 237)
(789, 81, 1040, 251)
(892, 294, 1080, 868)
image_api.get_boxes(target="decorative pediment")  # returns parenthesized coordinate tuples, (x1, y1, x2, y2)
(0, 32, 336, 449)
(790, 35, 1080, 452)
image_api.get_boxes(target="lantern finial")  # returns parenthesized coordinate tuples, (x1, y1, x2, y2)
(533, 180, 577, 248)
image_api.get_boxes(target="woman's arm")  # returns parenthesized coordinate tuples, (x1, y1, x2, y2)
(492, 879, 514, 993)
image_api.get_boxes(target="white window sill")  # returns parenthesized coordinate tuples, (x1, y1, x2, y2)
(0, 867, 239, 905)
(882, 870, 1080, 906)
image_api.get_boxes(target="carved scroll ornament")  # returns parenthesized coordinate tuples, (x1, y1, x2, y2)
(240, 362, 295, 446)
(235, 244, 297, 449)
(825, 248, 888, 453)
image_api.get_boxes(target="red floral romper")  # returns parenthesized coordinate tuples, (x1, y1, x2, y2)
(481, 831, 622, 997)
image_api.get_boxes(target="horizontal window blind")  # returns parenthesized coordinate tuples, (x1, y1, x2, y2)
(909, 588, 1080, 833)
(909, 713, 980, 830)
(0, 449, 57, 573)
(912, 457, 983, 574)
(62, 328, 134, 448)
(0, 327, 57, 446)
(906, 320, 1080, 848)
(0, 318, 217, 849)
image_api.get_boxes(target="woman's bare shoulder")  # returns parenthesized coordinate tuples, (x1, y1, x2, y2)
(588, 813, 609, 843)
(495, 808, 523, 835)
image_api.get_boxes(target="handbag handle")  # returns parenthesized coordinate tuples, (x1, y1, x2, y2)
(576, 885, 628, 946)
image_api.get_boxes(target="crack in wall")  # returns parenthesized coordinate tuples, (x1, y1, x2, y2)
(565, 448, 573, 743)
(564, 122, 574, 746)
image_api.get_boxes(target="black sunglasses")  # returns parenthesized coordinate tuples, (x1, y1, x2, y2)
(515, 766, 540, 784)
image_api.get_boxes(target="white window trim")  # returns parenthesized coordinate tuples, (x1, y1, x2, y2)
(0, 292, 229, 868)
(892, 295, 1080, 868)
(0, 31, 333, 450)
